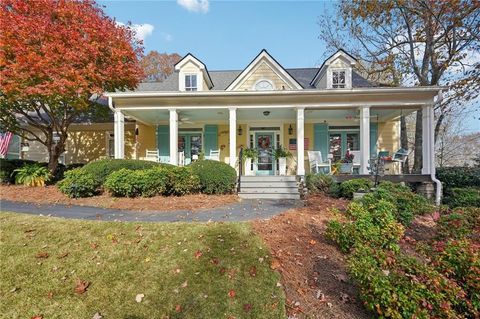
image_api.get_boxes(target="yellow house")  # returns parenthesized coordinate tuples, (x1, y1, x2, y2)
(19, 49, 442, 200)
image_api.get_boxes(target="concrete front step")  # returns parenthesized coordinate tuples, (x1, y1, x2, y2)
(240, 181, 298, 188)
(240, 187, 299, 194)
(240, 176, 297, 182)
(239, 193, 300, 200)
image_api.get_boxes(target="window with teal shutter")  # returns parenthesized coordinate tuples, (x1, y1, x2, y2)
(370, 123, 378, 157)
(6, 134, 21, 159)
(314, 123, 329, 160)
(204, 125, 218, 156)
(157, 125, 170, 163)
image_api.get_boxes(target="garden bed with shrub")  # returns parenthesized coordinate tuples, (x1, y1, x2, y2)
(0, 185, 238, 211)
(326, 181, 479, 318)
(437, 166, 480, 208)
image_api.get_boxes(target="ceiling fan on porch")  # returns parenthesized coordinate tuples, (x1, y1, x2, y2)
(178, 113, 194, 125)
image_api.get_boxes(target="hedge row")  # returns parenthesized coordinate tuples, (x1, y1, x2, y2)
(57, 159, 237, 198)
(326, 184, 478, 318)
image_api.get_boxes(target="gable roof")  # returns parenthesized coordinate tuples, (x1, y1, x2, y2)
(310, 49, 358, 86)
(174, 53, 214, 89)
(226, 49, 303, 90)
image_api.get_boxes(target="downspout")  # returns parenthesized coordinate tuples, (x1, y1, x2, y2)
(107, 96, 115, 112)
(431, 90, 442, 206)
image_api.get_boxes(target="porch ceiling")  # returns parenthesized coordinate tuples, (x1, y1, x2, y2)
(123, 107, 414, 125)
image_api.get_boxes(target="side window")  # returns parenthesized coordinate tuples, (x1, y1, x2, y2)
(185, 74, 198, 91)
(107, 132, 114, 158)
(332, 69, 346, 88)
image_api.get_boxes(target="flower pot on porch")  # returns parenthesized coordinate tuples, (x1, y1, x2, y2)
(339, 163, 353, 174)
(244, 158, 254, 176)
(278, 157, 287, 176)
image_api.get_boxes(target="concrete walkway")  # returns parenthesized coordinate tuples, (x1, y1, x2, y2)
(0, 199, 303, 222)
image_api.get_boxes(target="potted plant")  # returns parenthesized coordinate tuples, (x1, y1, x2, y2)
(242, 148, 258, 176)
(339, 150, 354, 174)
(274, 146, 292, 176)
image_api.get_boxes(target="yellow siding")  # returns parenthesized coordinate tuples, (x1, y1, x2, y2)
(218, 124, 229, 163)
(137, 123, 157, 159)
(237, 61, 291, 90)
(282, 122, 313, 175)
(378, 121, 400, 153)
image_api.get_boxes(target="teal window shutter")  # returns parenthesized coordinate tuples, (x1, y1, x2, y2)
(314, 123, 329, 159)
(370, 123, 378, 157)
(157, 125, 170, 162)
(204, 125, 218, 156)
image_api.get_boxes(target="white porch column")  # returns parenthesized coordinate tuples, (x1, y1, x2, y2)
(114, 110, 125, 159)
(359, 106, 371, 174)
(296, 107, 305, 176)
(229, 107, 237, 168)
(422, 104, 434, 174)
(169, 108, 178, 166)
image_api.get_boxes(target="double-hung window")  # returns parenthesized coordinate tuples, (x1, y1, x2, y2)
(185, 74, 197, 91)
(332, 70, 346, 88)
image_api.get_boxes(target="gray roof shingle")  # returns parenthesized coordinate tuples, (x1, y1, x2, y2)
(129, 67, 374, 92)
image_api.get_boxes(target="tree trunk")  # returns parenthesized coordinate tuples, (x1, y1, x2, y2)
(413, 110, 423, 173)
(47, 134, 66, 176)
(400, 115, 410, 174)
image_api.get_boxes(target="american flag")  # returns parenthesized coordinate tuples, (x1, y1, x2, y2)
(0, 132, 13, 157)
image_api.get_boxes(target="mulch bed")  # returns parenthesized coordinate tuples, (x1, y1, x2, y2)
(0, 185, 239, 212)
(252, 194, 370, 319)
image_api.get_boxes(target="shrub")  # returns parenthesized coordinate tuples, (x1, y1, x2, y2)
(436, 207, 480, 240)
(360, 181, 433, 226)
(13, 164, 51, 186)
(338, 178, 373, 199)
(306, 173, 334, 194)
(0, 159, 15, 184)
(436, 167, 480, 190)
(166, 166, 200, 196)
(443, 187, 480, 208)
(190, 160, 237, 194)
(104, 168, 142, 197)
(57, 168, 101, 198)
(82, 159, 168, 184)
(326, 200, 404, 253)
(104, 167, 170, 198)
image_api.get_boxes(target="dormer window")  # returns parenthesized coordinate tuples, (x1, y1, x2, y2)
(185, 74, 197, 91)
(332, 69, 346, 88)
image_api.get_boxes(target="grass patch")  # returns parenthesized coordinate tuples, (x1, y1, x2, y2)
(0, 212, 285, 318)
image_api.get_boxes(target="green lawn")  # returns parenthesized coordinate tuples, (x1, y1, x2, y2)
(0, 212, 285, 319)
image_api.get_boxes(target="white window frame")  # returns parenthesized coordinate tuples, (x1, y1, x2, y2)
(331, 69, 347, 89)
(185, 74, 198, 91)
(253, 79, 275, 91)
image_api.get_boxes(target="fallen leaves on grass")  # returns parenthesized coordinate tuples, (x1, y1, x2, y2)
(175, 304, 182, 313)
(194, 250, 202, 259)
(249, 265, 257, 277)
(31, 316, 43, 319)
(228, 289, 236, 298)
(243, 303, 253, 312)
(92, 313, 103, 319)
(35, 252, 49, 259)
(135, 294, 144, 303)
(57, 252, 69, 259)
(74, 279, 90, 294)
(270, 258, 281, 270)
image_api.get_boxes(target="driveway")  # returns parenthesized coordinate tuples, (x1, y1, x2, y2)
(0, 199, 303, 222)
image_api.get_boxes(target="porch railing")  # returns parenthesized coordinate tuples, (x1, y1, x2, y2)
(237, 147, 243, 193)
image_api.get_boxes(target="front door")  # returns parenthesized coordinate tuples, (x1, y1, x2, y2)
(178, 133, 202, 165)
(255, 132, 275, 175)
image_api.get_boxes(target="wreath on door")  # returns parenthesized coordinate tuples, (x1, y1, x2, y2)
(258, 136, 271, 149)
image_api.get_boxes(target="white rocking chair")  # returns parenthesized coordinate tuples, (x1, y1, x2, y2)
(145, 149, 159, 162)
(308, 151, 331, 174)
(206, 149, 220, 161)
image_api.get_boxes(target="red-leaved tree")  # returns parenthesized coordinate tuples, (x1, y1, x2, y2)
(0, 0, 144, 173)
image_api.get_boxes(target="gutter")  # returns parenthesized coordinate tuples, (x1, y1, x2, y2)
(431, 90, 443, 206)
(104, 86, 447, 99)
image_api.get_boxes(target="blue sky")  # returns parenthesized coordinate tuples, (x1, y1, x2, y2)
(99, 0, 478, 133)
(98, 0, 334, 70)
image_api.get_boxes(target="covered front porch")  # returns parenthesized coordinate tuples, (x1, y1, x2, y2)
(106, 88, 440, 179)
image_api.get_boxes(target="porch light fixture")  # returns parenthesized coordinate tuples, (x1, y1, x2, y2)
(288, 124, 293, 135)
(263, 111, 270, 116)
(238, 125, 243, 136)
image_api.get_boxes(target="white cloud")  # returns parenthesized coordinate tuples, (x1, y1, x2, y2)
(161, 32, 173, 42)
(117, 22, 154, 42)
(177, 0, 209, 13)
